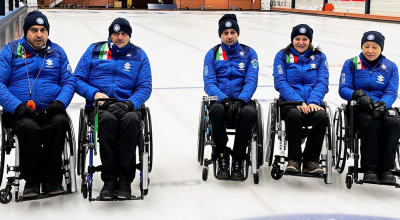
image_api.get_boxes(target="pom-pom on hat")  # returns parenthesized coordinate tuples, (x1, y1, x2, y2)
(218, 14, 240, 36)
(23, 11, 50, 36)
(291, 24, 313, 43)
(108, 18, 132, 38)
(361, 31, 385, 51)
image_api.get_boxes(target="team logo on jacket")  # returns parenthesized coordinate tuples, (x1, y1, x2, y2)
(67, 64, 73, 74)
(46, 59, 53, 68)
(238, 62, 245, 70)
(310, 55, 315, 60)
(251, 59, 258, 69)
(377, 75, 384, 84)
(381, 64, 386, 70)
(310, 63, 317, 69)
(239, 51, 244, 56)
(123, 63, 131, 72)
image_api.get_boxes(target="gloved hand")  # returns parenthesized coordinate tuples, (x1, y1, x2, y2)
(46, 100, 65, 117)
(221, 98, 234, 123)
(14, 103, 36, 119)
(107, 101, 134, 118)
(356, 95, 374, 113)
(233, 99, 246, 112)
(373, 101, 386, 118)
(352, 89, 367, 100)
(100, 100, 113, 110)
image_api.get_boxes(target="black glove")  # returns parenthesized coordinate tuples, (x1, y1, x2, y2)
(373, 101, 386, 118)
(356, 95, 374, 113)
(233, 99, 246, 112)
(107, 101, 134, 118)
(352, 89, 367, 100)
(100, 100, 113, 110)
(47, 100, 65, 117)
(221, 98, 234, 123)
(14, 104, 36, 119)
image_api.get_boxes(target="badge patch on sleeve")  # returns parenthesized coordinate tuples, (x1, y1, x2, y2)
(251, 59, 259, 69)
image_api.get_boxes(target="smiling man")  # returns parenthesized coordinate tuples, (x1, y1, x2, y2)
(74, 17, 152, 200)
(203, 14, 259, 181)
(0, 10, 75, 198)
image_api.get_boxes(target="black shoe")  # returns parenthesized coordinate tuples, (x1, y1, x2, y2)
(231, 160, 244, 180)
(23, 183, 40, 198)
(99, 180, 117, 200)
(363, 171, 378, 183)
(217, 152, 230, 179)
(47, 182, 65, 195)
(116, 180, 131, 199)
(380, 171, 396, 184)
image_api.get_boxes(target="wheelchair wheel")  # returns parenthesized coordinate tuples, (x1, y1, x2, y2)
(81, 182, 88, 199)
(253, 172, 259, 184)
(333, 106, 347, 173)
(346, 175, 353, 189)
(202, 167, 208, 181)
(197, 100, 206, 166)
(271, 164, 283, 180)
(144, 107, 153, 173)
(0, 130, 5, 186)
(77, 108, 87, 176)
(0, 188, 12, 204)
(265, 100, 277, 166)
(255, 100, 264, 168)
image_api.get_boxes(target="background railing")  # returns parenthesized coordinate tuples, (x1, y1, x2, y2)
(271, 0, 400, 17)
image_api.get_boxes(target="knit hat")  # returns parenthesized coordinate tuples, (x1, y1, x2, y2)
(23, 11, 50, 36)
(218, 14, 240, 36)
(108, 18, 132, 38)
(361, 31, 385, 51)
(291, 24, 313, 42)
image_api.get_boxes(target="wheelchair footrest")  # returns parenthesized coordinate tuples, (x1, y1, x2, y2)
(94, 195, 142, 201)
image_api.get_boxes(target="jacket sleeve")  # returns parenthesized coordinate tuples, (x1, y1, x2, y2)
(338, 59, 355, 101)
(0, 45, 23, 113)
(74, 44, 100, 103)
(203, 49, 227, 102)
(273, 50, 303, 102)
(307, 53, 329, 105)
(127, 50, 152, 110)
(55, 46, 76, 108)
(380, 62, 398, 108)
(238, 48, 258, 103)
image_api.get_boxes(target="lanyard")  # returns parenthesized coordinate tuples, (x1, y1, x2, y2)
(24, 52, 47, 110)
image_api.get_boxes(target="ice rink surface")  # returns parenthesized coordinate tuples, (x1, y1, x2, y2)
(1, 9, 400, 220)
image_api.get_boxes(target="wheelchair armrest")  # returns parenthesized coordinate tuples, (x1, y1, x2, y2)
(278, 101, 303, 107)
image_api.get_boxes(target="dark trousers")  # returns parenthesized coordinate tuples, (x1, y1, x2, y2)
(209, 101, 256, 161)
(281, 106, 329, 162)
(4, 113, 68, 184)
(89, 109, 141, 183)
(357, 110, 400, 172)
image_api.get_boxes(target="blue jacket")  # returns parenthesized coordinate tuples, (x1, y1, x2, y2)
(273, 47, 329, 106)
(203, 41, 259, 103)
(339, 53, 399, 108)
(74, 39, 152, 110)
(0, 37, 75, 113)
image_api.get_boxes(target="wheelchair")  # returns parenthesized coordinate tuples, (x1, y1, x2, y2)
(333, 100, 400, 189)
(197, 96, 264, 184)
(77, 98, 153, 201)
(265, 99, 333, 184)
(0, 110, 77, 204)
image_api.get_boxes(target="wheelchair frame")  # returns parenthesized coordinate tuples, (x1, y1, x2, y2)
(265, 98, 333, 184)
(197, 96, 264, 184)
(77, 98, 153, 201)
(333, 100, 400, 189)
(0, 110, 77, 204)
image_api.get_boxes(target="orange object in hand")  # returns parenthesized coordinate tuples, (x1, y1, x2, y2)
(26, 100, 36, 110)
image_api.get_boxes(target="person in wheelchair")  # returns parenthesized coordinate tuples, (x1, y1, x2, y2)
(338, 31, 399, 184)
(203, 14, 259, 180)
(0, 11, 75, 198)
(74, 17, 152, 200)
(273, 24, 329, 175)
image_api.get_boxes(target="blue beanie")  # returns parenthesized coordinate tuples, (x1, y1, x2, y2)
(291, 24, 313, 43)
(218, 14, 240, 36)
(23, 11, 50, 36)
(109, 18, 132, 38)
(361, 31, 385, 51)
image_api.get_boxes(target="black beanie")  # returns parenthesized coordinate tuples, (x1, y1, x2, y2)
(361, 31, 385, 51)
(23, 11, 50, 36)
(108, 18, 132, 38)
(291, 24, 313, 43)
(218, 14, 240, 36)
